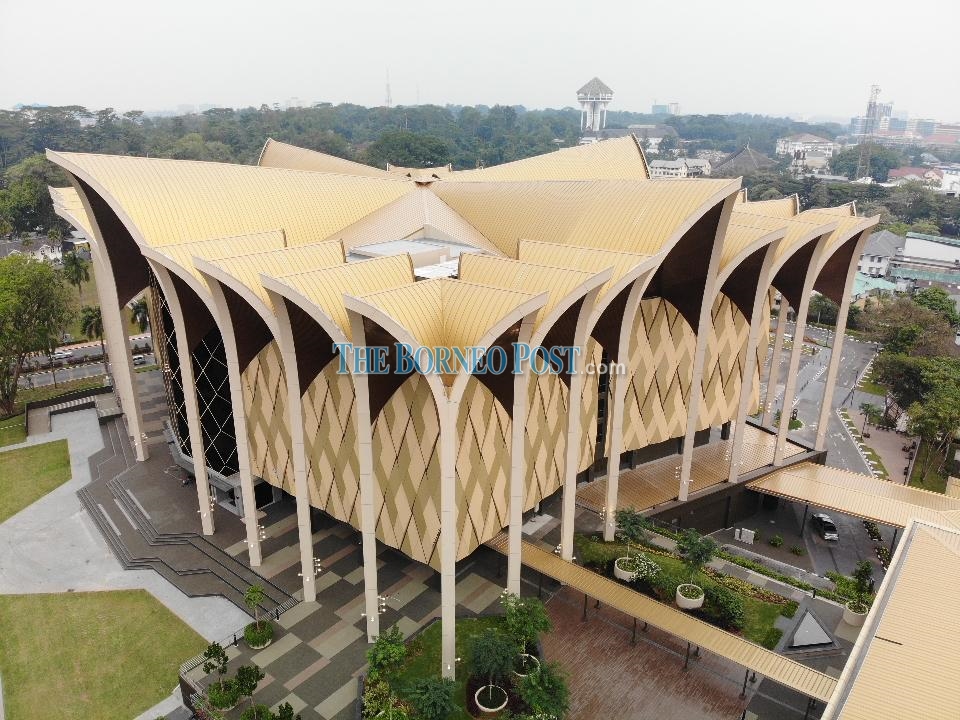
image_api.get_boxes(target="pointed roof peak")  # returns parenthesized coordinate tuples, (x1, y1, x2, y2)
(577, 77, 613, 97)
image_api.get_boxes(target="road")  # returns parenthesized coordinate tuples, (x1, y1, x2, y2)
(17, 333, 153, 389)
(759, 321, 887, 576)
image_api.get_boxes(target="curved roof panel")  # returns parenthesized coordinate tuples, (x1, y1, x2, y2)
(432, 178, 740, 257)
(49, 185, 95, 238)
(47, 151, 413, 249)
(258, 138, 397, 179)
(450, 135, 649, 182)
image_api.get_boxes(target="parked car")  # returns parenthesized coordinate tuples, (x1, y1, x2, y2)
(811, 513, 839, 541)
(51, 350, 74, 360)
(132, 354, 147, 366)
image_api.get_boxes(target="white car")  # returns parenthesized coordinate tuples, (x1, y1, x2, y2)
(132, 354, 147, 366)
(51, 350, 74, 360)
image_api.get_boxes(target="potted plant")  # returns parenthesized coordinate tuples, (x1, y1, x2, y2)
(843, 594, 870, 627)
(613, 550, 660, 584)
(243, 585, 275, 649)
(674, 529, 716, 610)
(471, 628, 514, 714)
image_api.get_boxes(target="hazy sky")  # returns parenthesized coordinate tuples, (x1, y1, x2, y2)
(2, 0, 957, 121)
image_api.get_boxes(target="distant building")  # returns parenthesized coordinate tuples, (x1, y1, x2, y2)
(580, 124, 679, 152)
(856, 229, 902, 277)
(711, 145, 775, 177)
(852, 272, 896, 305)
(684, 158, 711, 176)
(577, 77, 613, 133)
(888, 231, 960, 292)
(651, 102, 680, 116)
(887, 167, 944, 186)
(775, 133, 837, 158)
(649, 159, 688, 178)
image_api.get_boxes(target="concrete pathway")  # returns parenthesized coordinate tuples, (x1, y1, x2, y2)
(0, 410, 249, 719)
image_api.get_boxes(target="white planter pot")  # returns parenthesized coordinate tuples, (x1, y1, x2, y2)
(474, 685, 509, 714)
(514, 653, 540, 678)
(843, 602, 868, 627)
(613, 557, 639, 582)
(248, 637, 272, 650)
(676, 584, 704, 609)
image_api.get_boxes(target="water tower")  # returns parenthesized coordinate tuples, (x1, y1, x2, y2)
(577, 77, 613, 132)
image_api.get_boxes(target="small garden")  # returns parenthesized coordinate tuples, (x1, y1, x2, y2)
(0, 438, 71, 522)
(194, 585, 291, 720)
(576, 509, 799, 649)
(362, 592, 569, 719)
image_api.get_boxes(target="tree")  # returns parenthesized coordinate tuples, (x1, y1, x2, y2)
(130, 296, 150, 332)
(405, 677, 455, 720)
(517, 661, 570, 719)
(79, 305, 107, 372)
(202, 642, 230, 692)
(62, 251, 90, 297)
(244, 584, 266, 631)
(366, 625, 406, 680)
(852, 561, 873, 596)
(233, 664, 265, 713)
(913, 286, 960, 327)
(0, 255, 72, 414)
(809, 293, 839, 326)
(500, 592, 551, 654)
(675, 528, 716, 580)
(364, 130, 451, 169)
(859, 402, 882, 433)
(907, 384, 960, 483)
(830, 144, 905, 182)
(271, 702, 301, 720)
(858, 296, 955, 356)
(471, 628, 515, 697)
(614, 506, 652, 545)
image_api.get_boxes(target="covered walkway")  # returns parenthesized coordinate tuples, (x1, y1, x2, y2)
(486, 533, 837, 704)
(578, 425, 809, 513)
(747, 461, 960, 529)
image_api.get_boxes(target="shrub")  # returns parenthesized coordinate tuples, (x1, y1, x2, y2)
(244, 620, 274, 648)
(501, 592, 552, 652)
(769, 534, 784, 548)
(704, 584, 745, 631)
(790, 545, 805, 556)
(362, 678, 407, 719)
(273, 702, 302, 720)
(516, 661, 570, 719)
(649, 567, 688, 601)
(863, 520, 882, 541)
(876, 546, 892, 566)
(206, 679, 239, 710)
(367, 626, 406, 680)
(405, 677, 455, 720)
(240, 705, 271, 720)
(853, 560, 874, 596)
(622, 552, 660, 583)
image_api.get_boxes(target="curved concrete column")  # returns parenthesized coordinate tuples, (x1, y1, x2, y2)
(762, 299, 790, 427)
(147, 261, 215, 535)
(507, 317, 537, 595)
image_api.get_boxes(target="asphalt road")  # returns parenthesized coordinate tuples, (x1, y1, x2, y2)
(760, 321, 888, 576)
(17, 333, 153, 389)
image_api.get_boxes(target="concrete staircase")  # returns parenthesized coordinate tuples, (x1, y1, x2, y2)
(77, 419, 295, 615)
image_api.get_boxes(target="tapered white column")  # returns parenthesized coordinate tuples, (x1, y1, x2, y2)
(507, 319, 536, 594)
(205, 284, 262, 566)
(679, 229, 728, 502)
(91, 249, 148, 461)
(273, 310, 317, 603)
(775, 293, 818, 464)
(438, 394, 460, 679)
(727, 243, 780, 484)
(148, 262, 214, 535)
(603, 282, 648, 541)
(346, 313, 382, 640)
(560, 348, 586, 561)
(762, 299, 789, 427)
(815, 297, 853, 452)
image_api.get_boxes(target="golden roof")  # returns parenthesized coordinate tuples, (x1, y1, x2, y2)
(263, 255, 416, 341)
(431, 178, 741, 257)
(49, 186, 95, 238)
(258, 138, 397, 179)
(197, 242, 346, 312)
(717, 222, 785, 281)
(450, 135, 650, 182)
(47, 151, 413, 249)
(457, 254, 608, 337)
(826, 521, 960, 720)
(733, 193, 800, 218)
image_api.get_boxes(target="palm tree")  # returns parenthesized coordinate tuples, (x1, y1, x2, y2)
(62, 251, 90, 297)
(80, 305, 107, 372)
(129, 296, 150, 333)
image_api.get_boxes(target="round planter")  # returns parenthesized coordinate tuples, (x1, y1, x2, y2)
(247, 636, 272, 650)
(474, 685, 509, 714)
(676, 584, 705, 610)
(514, 652, 541, 678)
(843, 602, 868, 627)
(613, 557, 639, 582)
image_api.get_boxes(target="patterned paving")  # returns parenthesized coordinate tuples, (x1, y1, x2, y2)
(577, 425, 808, 513)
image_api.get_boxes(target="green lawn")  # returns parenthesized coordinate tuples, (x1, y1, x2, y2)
(858, 368, 888, 398)
(909, 442, 950, 494)
(3, 376, 106, 419)
(0, 414, 26, 448)
(0, 439, 71, 522)
(0, 590, 206, 719)
(394, 616, 504, 720)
